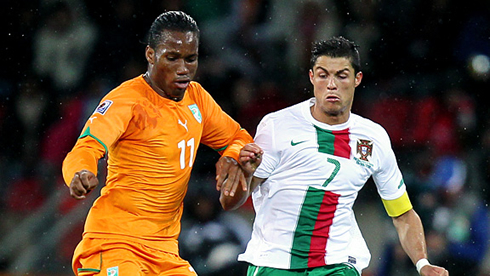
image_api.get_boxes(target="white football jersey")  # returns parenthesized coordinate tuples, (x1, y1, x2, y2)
(238, 98, 407, 274)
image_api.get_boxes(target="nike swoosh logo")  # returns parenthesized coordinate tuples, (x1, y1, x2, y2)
(291, 140, 307, 146)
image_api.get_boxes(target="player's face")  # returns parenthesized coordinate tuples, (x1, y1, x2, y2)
(309, 56, 362, 125)
(145, 30, 198, 100)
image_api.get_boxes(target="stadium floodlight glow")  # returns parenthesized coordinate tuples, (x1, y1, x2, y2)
(468, 54, 490, 80)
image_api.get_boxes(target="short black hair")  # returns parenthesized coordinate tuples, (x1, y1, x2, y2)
(147, 11, 200, 49)
(310, 36, 361, 73)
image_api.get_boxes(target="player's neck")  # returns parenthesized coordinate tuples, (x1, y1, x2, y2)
(143, 72, 183, 102)
(310, 105, 350, 125)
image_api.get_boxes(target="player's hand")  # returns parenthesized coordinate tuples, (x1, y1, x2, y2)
(239, 143, 263, 178)
(69, 170, 98, 199)
(215, 156, 247, 197)
(420, 264, 449, 276)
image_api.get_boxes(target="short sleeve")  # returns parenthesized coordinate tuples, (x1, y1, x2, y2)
(254, 115, 279, 179)
(372, 126, 406, 201)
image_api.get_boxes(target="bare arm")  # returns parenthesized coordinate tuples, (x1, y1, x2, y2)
(393, 209, 449, 276)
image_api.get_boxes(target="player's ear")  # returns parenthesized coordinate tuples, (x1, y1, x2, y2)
(354, 71, 363, 88)
(309, 69, 314, 85)
(146, 46, 155, 65)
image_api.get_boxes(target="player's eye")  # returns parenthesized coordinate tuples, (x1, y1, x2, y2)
(186, 55, 198, 63)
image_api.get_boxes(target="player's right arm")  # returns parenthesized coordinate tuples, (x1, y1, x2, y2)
(62, 136, 106, 199)
(62, 88, 134, 199)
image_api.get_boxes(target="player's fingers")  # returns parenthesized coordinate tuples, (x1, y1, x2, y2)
(216, 175, 226, 191)
(247, 143, 263, 156)
(79, 170, 92, 189)
(226, 168, 242, 197)
(239, 149, 252, 160)
(239, 170, 248, 191)
(70, 173, 87, 199)
(79, 170, 99, 195)
(223, 165, 239, 196)
(215, 158, 227, 191)
(250, 153, 262, 169)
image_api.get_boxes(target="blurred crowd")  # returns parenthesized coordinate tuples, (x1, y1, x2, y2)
(1, 0, 490, 275)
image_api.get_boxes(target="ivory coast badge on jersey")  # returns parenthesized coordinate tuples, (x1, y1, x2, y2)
(188, 104, 202, 123)
(107, 266, 119, 276)
(94, 100, 113, 115)
(356, 139, 373, 162)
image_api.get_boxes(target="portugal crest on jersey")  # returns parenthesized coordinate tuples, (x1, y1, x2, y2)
(188, 104, 202, 123)
(356, 139, 373, 162)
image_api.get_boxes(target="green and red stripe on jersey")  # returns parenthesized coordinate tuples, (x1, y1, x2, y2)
(290, 186, 340, 268)
(315, 126, 351, 159)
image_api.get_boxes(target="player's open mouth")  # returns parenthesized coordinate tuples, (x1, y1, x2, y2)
(175, 80, 190, 89)
(326, 95, 340, 102)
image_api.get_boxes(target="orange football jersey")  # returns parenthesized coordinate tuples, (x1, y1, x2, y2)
(62, 75, 253, 254)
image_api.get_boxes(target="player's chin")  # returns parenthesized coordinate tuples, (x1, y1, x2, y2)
(324, 107, 342, 116)
(169, 88, 187, 98)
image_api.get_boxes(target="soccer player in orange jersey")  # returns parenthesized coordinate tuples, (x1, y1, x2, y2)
(62, 11, 256, 276)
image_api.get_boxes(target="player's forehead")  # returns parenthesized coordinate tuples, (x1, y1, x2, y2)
(155, 30, 198, 55)
(313, 56, 354, 72)
(157, 30, 197, 46)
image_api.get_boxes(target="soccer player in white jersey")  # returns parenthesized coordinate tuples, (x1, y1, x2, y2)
(220, 37, 449, 276)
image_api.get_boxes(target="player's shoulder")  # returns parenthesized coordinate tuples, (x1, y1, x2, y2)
(186, 81, 206, 95)
(350, 113, 391, 141)
(256, 101, 304, 133)
(188, 81, 204, 90)
(102, 76, 147, 101)
(91, 77, 148, 117)
(183, 81, 212, 103)
(351, 113, 384, 128)
(263, 100, 305, 121)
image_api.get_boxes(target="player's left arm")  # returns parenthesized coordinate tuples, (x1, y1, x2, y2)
(374, 125, 449, 275)
(218, 143, 263, 211)
(197, 85, 255, 197)
(392, 208, 449, 276)
(213, 127, 254, 200)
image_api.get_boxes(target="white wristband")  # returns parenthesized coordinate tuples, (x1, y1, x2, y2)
(416, 258, 430, 274)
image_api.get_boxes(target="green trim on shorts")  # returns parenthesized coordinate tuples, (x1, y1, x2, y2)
(78, 268, 101, 273)
(247, 263, 360, 276)
(77, 252, 102, 274)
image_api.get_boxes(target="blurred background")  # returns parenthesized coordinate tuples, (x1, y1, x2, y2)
(1, 0, 490, 275)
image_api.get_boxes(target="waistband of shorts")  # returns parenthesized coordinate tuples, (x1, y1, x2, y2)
(83, 232, 179, 255)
